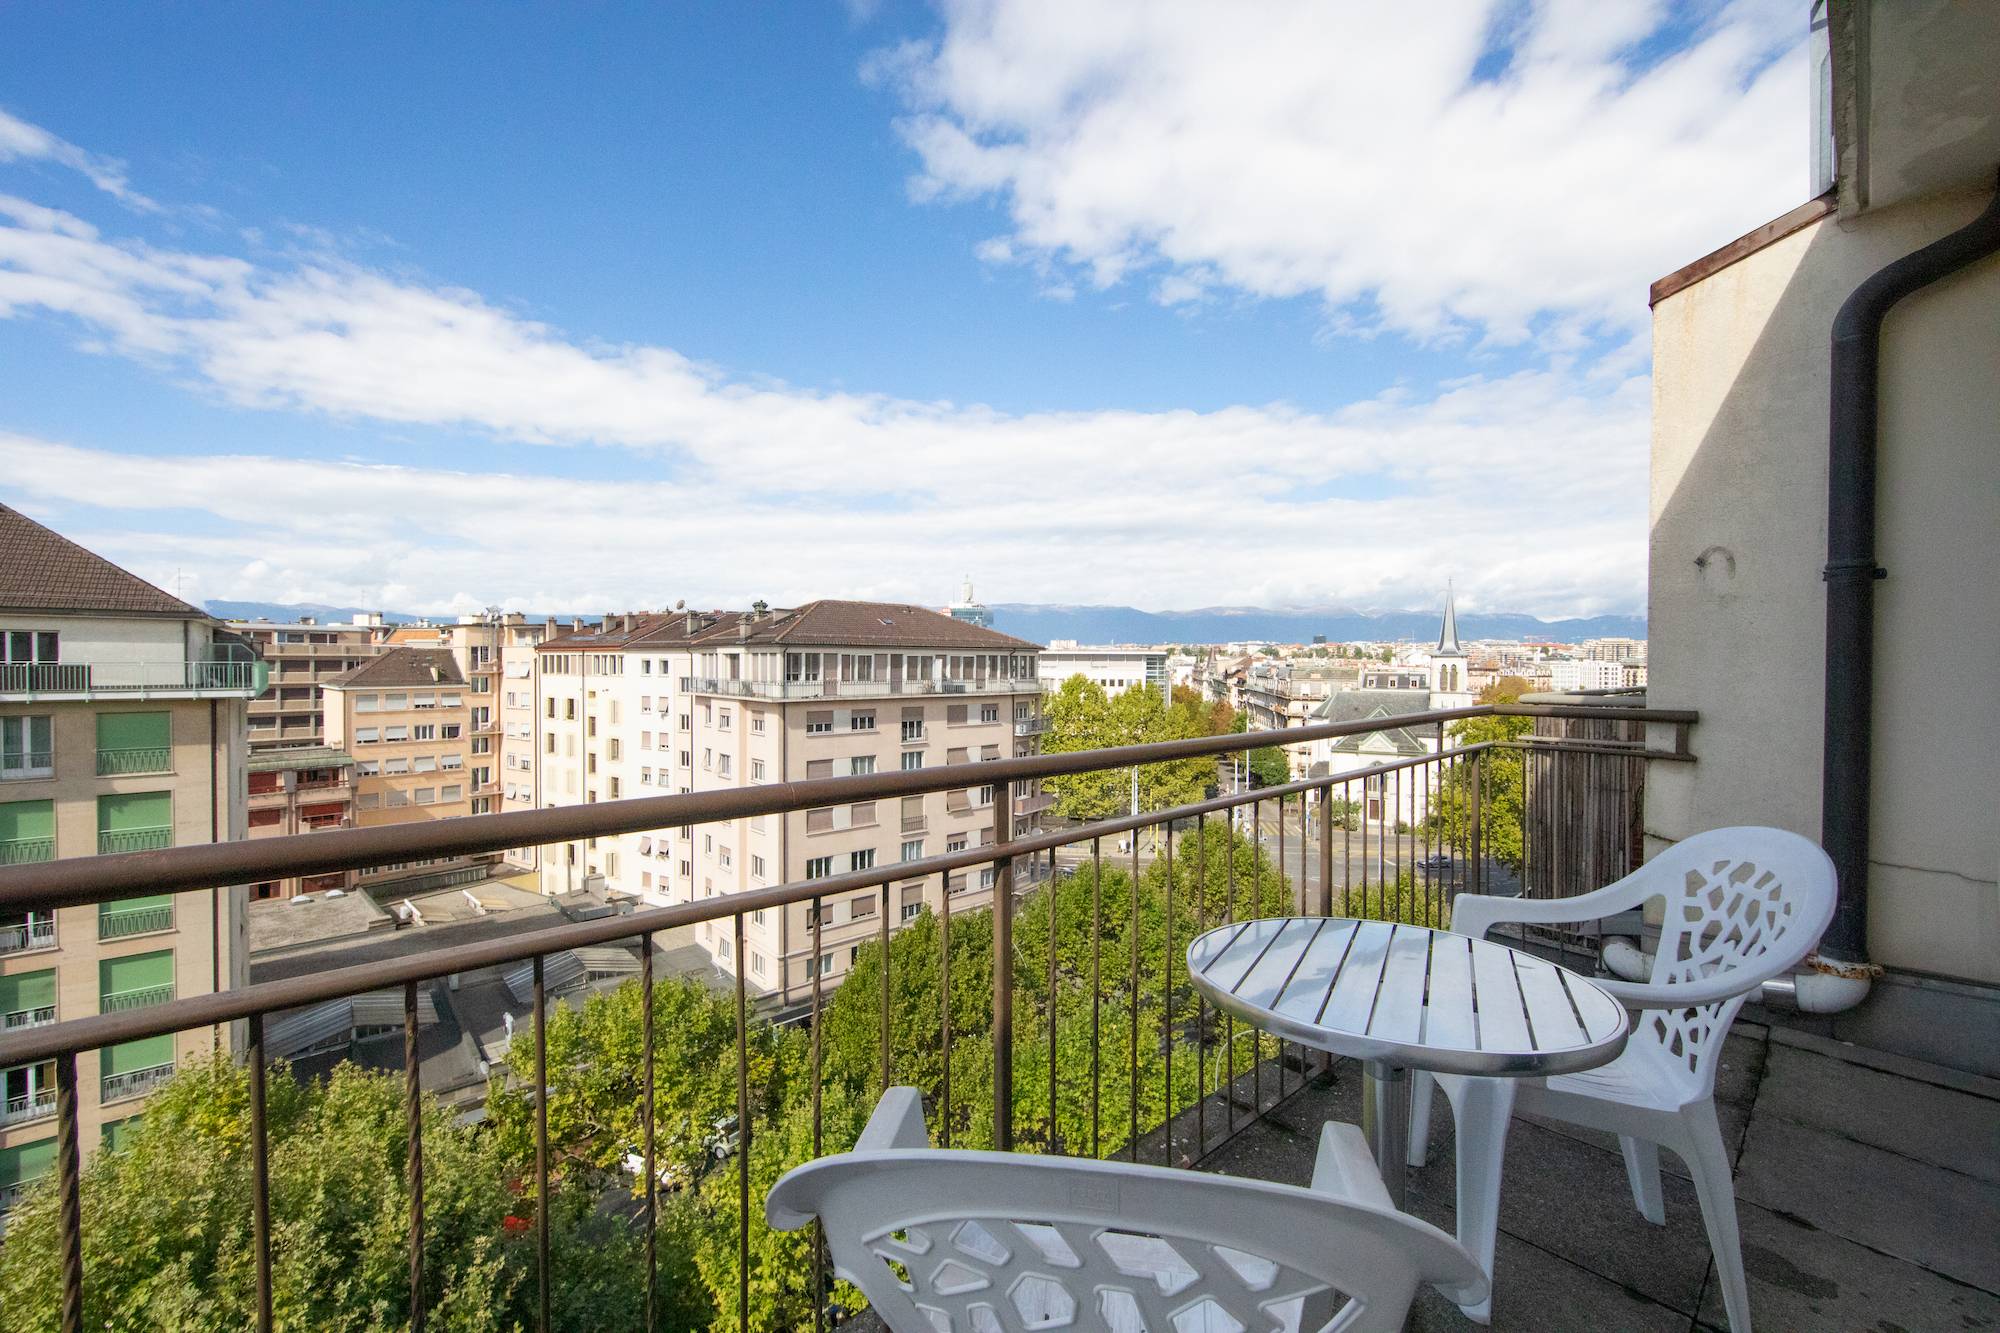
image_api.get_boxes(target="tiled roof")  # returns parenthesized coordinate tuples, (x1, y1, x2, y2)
(718, 600, 1040, 651)
(1313, 687, 1438, 756)
(537, 610, 748, 652)
(322, 647, 466, 689)
(0, 502, 205, 617)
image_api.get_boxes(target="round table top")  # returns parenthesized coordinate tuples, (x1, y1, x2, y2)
(1186, 917, 1629, 1078)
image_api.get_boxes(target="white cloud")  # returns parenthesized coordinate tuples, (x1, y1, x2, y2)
(0, 109, 158, 212)
(878, 0, 1807, 343)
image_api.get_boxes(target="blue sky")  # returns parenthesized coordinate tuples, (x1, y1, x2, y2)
(0, 1, 1808, 617)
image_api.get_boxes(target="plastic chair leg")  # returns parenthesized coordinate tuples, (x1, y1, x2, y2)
(1619, 1135, 1667, 1225)
(1444, 1076, 1517, 1326)
(1681, 1101, 1752, 1333)
(1407, 1070, 1435, 1167)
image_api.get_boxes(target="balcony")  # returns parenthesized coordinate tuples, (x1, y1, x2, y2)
(0, 838, 53, 866)
(0, 751, 52, 780)
(3, 1005, 55, 1030)
(1013, 717, 1047, 737)
(0, 658, 265, 703)
(1, 1085, 53, 1127)
(99, 985, 174, 1013)
(99, 903, 174, 940)
(96, 746, 172, 776)
(97, 827, 171, 856)
(682, 674, 1036, 701)
(0, 916, 55, 954)
(100, 1061, 176, 1105)
(0, 701, 1986, 1333)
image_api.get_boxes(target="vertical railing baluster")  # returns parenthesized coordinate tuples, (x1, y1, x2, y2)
(249, 1012, 273, 1333)
(1276, 793, 1286, 1103)
(879, 881, 892, 1095)
(734, 913, 750, 1332)
(1089, 836, 1102, 1159)
(992, 783, 1015, 1151)
(1047, 847, 1058, 1152)
(1471, 752, 1484, 896)
(811, 894, 826, 1331)
(1343, 777, 1353, 917)
(532, 955, 550, 1333)
(405, 981, 426, 1333)
(938, 875, 951, 1149)
(1127, 825, 1140, 1161)
(1252, 796, 1262, 1116)
(1194, 813, 1208, 1155)
(1162, 821, 1174, 1165)
(641, 931, 656, 1332)
(1224, 804, 1237, 1137)
(55, 1051, 82, 1333)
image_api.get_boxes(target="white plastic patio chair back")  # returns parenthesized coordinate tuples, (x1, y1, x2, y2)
(1455, 825, 1836, 1104)
(768, 1087, 1485, 1333)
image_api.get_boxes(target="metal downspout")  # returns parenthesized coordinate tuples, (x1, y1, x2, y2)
(1816, 170, 2000, 978)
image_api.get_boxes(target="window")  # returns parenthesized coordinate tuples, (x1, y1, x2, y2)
(609, 777, 622, 799)
(95, 712, 170, 776)
(1, 630, 58, 665)
(805, 711, 833, 735)
(979, 867, 997, 890)
(750, 759, 766, 781)
(413, 788, 436, 805)
(355, 727, 380, 744)
(751, 854, 766, 879)
(849, 755, 876, 776)
(947, 704, 969, 725)
(901, 717, 925, 743)
(413, 756, 438, 773)
(99, 949, 173, 1010)
(851, 848, 875, 872)
(357, 760, 381, 776)
(383, 725, 409, 742)
(805, 952, 836, 979)
(0, 715, 53, 779)
(901, 902, 922, 922)
(849, 711, 875, 732)
(443, 755, 465, 772)
(702, 749, 713, 770)
(851, 801, 876, 826)
(750, 952, 765, 977)
(718, 846, 731, 868)
(717, 710, 732, 731)
(901, 839, 923, 862)
(412, 692, 436, 710)
(717, 755, 732, 778)
(440, 784, 463, 803)
(978, 784, 996, 805)
(383, 693, 408, 711)
(851, 893, 876, 918)
(805, 856, 833, 879)
(946, 834, 968, 854)
(981, 704, 999, 723)
(901, 751, 924, 771)
(356, 791, 380, 810)
(97, 791, 171, 855)
(387, 789, 410, 807)
(751, 714, 766, 735)
(441, 724, 462, 740)
(785, 652, 822, 683)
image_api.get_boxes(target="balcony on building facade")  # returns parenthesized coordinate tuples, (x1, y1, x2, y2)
(0, 658, 266, 703)
(681, 674, 1037, 702)
(1012, 717, 1047, 737)
(98, 902, 174, 940)
(1, 1084, 54, 1128)
(97, 827, 172, 856)
(3, 1004, 55, 1031)
(95, 745, 173, 777)
(98, 985, 174, 1014)
(99, 1062, 176, 1106)
(0, 837, 54, 866)
(0, 914, 55, 955)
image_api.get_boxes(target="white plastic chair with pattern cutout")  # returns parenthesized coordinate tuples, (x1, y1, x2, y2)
(1405, 825, 1836, 1330)
(768, 1085, 1486, 1332)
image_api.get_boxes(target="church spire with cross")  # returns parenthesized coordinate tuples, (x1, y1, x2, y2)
(1430, 581, 1471, 705)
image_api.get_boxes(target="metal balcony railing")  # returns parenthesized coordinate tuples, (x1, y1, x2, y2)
(0, 659, 263, 699)
(100, 1062, 176, 1105)
(95, 746, 172, 776)
(1013, 718, 1047, 736)
(0, 916, 55, 954)
(0, 700, 1693, 1333)
(3, 1005, 56, 1030)
(0, 750, 53, 778)
(99, 985, 174, 1013)
(2, 1085, 55, 1127)
(0, 838, 53, 866)
(98, 903, 174, 940)
(97, 827, 172, 856)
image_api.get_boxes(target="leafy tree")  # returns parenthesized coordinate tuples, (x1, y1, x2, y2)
(1039, 675, 1123, 819)
(1043, 677, 1218, 819)
(1424, 679, 1534, 872)
(0, 1056, 520, 1333)
(1228, 710, 1292, 788)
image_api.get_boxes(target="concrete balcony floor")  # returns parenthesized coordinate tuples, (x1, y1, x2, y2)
(1190, 1023, 2000, 1331)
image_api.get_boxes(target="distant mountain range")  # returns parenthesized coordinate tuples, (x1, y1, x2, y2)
(209, 599, 1643, 646)
(986, 604, 1644, 646)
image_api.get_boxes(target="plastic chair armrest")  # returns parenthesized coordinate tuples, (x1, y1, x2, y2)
(855, 1085, 932, 1153)
(1308, 1121, 1395, 1212)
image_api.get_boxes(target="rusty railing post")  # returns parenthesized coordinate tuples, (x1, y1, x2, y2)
(991, 780, 1015, 1150)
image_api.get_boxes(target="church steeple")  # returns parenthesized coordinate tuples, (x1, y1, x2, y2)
(1436, 581, 1464, 657)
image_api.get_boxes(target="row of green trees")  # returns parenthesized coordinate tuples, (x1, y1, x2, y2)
(1039, 676, 1288, 820)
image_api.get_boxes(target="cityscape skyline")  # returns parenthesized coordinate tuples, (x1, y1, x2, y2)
(0, 4, 1807, 619)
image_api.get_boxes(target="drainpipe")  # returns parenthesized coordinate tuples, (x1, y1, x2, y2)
(1800, 170, 2000, 1013)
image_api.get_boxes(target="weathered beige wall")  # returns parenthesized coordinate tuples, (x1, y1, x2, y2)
(1647, 187, 2000, 985)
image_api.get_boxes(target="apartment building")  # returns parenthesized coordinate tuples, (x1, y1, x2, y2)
(678, 601, 1046, 1007)
(1036, 643, 1167, 696)
(244, 747, 356, 899)
(322, 649, 497, 894)
(0, 504, 260, 1210)
(532, 610, 745, 902)
(228, 618, 387, 751)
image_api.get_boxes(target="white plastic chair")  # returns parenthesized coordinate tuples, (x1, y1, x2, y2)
(1406, 826, 1837, 1329)
(768, 1085, 1486, 1332)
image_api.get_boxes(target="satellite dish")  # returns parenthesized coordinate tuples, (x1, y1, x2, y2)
(675, 599, 686, 610)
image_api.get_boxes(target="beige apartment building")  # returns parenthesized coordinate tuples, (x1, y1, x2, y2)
(679, 601, 1047, 1007)
(323, 649, 497, 895)
(229, 619, 387, 750)
(0, 504, 260, 1214)
(244, 746, 357, 899)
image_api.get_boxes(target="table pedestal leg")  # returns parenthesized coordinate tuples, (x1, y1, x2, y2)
(1360, 1059, 1410, 1209)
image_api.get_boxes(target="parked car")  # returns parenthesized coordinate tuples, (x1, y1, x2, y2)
(1417, 851, 1454, 870)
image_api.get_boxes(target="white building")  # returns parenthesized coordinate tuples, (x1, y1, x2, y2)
(1549, 658, 1628, 692)
(1037, 643, 1168, 697)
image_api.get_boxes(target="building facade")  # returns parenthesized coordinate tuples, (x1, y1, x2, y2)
(244, 746, 356, 898)
(1036, 643, 1167, 696)
(228, 618, 387, 751)
(0, 505, 260, 1213)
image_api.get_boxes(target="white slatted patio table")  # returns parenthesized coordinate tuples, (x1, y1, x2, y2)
(1187, 917, 1629, 1209)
